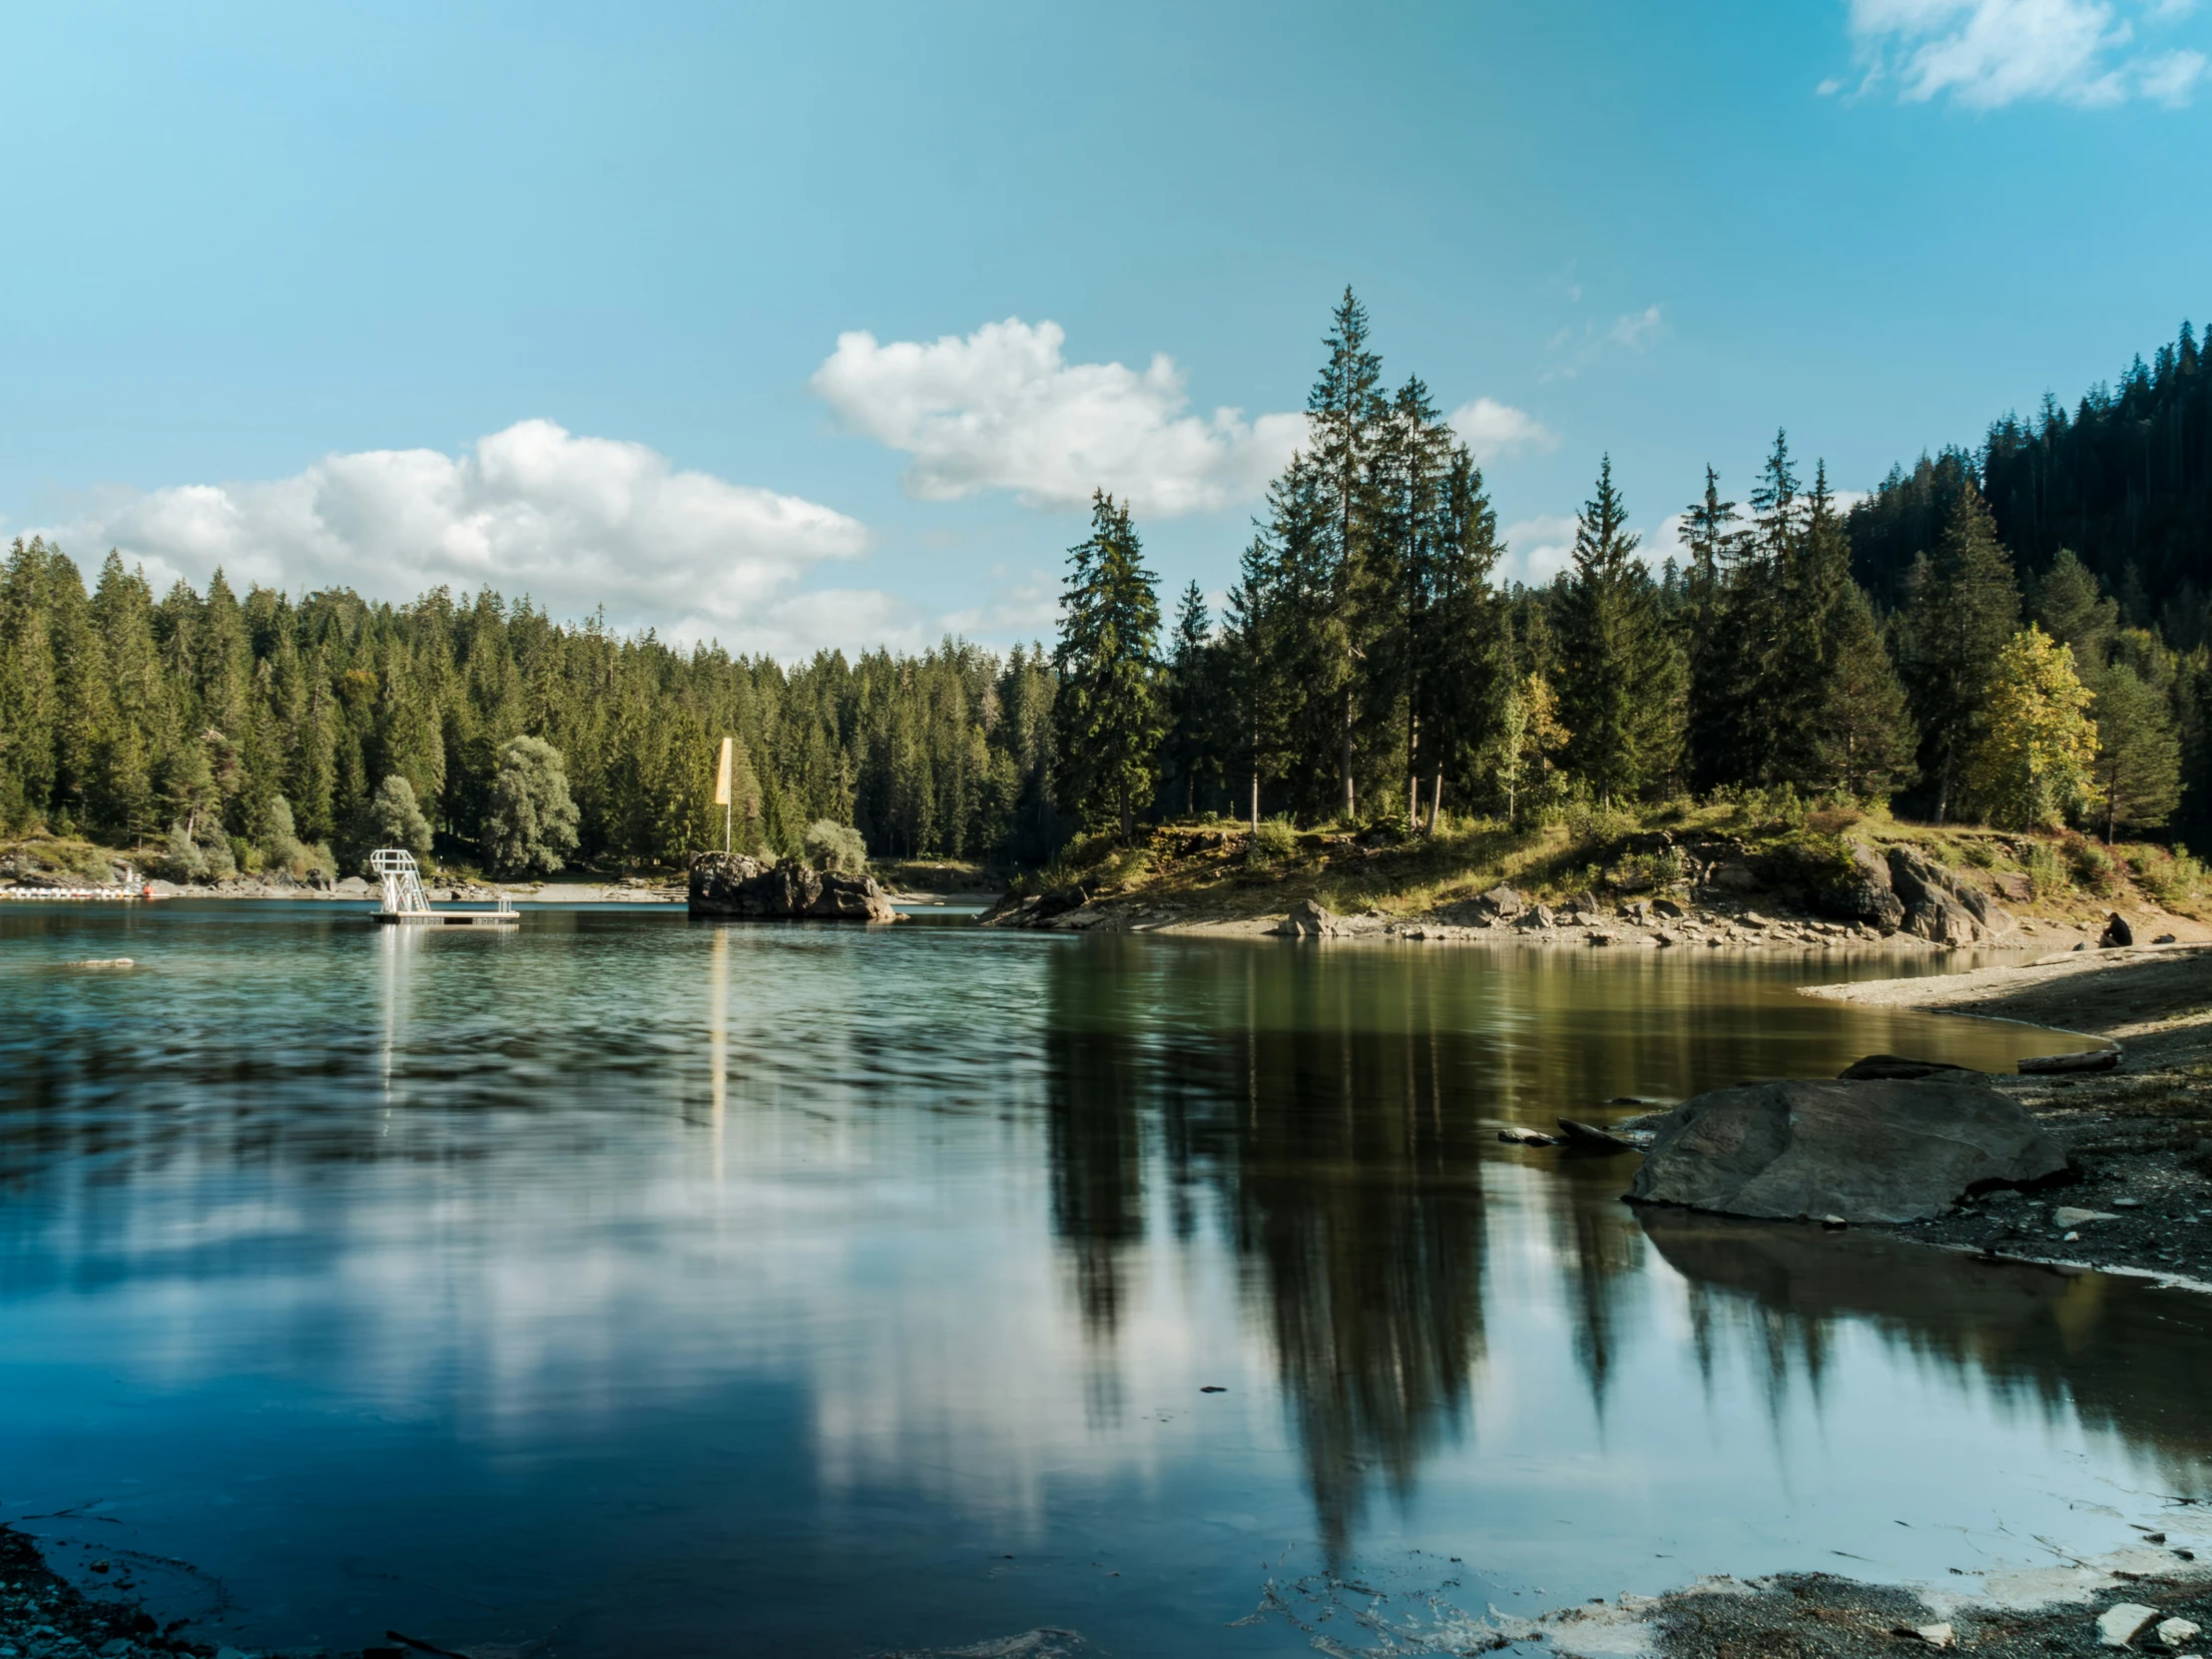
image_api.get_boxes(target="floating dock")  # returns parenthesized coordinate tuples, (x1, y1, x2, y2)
(369, 848, 519, 927)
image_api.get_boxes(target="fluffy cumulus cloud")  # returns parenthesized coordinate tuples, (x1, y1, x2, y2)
(813, 318, 1308, 517)
(1446, 397, 1559, 463)
(1846, 0, 2207, 107)
(31, 420, 879, 654)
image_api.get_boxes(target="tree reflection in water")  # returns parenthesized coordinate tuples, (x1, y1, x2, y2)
(1039, 936, 2212, 1563)
(1044, 940, 1492, 1560)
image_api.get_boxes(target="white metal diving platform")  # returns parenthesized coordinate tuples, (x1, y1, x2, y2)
(368, 848, 518, 926)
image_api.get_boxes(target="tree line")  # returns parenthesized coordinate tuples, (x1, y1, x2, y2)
(1052, 289, 2191, 847)
(0, 548, 1057, 876)
(3, 289, 2201, 874)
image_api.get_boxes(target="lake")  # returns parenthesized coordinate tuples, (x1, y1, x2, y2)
(1, 904, 2206, 1657)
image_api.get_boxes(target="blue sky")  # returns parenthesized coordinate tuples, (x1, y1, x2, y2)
(3, 1, 2208, 655)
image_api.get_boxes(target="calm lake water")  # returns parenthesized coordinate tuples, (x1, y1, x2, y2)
(1, 904, 2207, 1657)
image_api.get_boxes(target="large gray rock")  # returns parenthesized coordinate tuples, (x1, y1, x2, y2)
(1887, 847, 2012, 945)
(1628, 1078, 2067, 1224)
(1818, 844, 1906, 931)
(1279, 897, 1334, 936)
(689, 852, 894, 921)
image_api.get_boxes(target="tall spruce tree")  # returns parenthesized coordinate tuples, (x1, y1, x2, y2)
(1680, 467, 1746, 791)
(1418, 446, 1504, 828)
(1555, 457, 1681, 804)
(1306, 287, 1385, 820)
(2088, 660, 2182, 842)
(1161, 581, 1226, 818)
(1050, 493, 1164, 843)
(1900, 484, 2022, 823)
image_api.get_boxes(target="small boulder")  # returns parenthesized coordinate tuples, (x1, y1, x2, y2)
(1629, 1078, 2067, 1224)
(2101, 912, 2134, 948)
(1566, 888, 1600, 914)
(2152, 931, 2178, 944)
(1497, 1125, 1561, 1147)
(1652, 897, 1687, 919)
(1280, 897, 1334, 937)
(1517, 904, 1557, 930)
(1993, 871, 2033, 902)
(2052, 1206, 2119, 1228)
(1477, 883, 1525, 918)
(1709, 862, 1759, 892)
(2095, 1603, 2157, 1648)
(2156, 1616, 2201, 1649)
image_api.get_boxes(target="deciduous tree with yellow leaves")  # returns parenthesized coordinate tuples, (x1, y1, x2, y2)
(1961, 625, 2097, 830)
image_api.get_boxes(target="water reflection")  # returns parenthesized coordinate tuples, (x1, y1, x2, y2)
(0, 909, 2206, 1658)
(1642, 1210, 2212, 1470)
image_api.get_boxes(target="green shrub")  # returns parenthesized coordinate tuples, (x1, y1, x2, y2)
(803, 820, 869, 874)
(2069, 839, 2117, 894)
(1250, 816, 1299, 864)
(2134, 846, 2205, 911)
(2023, 841, 2068, 898)
(1563, 794, 1637, 847)
(1959, 838, 1999, 869)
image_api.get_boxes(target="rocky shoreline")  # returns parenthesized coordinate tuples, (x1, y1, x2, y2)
(1797, 945, 2212, 1290)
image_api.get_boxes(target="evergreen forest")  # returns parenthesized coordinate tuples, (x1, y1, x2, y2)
(2, 291, 2208, 877)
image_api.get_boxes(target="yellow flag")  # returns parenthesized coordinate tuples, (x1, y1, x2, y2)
(714, 736, 733, 806)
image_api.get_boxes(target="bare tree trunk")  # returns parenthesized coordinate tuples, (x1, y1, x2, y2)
(1341, 690, 1356, 823)
(1427, 769, 1442, 833)
(1250, 769, 1259, 835)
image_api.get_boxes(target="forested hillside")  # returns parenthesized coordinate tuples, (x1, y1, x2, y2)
(1850, 323, 2210, 640)
(2, 293, 2204, 878)
(0, 550, 1058, 876)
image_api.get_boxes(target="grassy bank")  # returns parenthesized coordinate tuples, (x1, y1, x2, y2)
(1005, 799, 2212, 935)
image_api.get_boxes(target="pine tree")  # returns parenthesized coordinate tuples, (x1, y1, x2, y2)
(0, 539, 59, 830)
(1555, 457, 1681, 804)
(1811, 582, 1919, 799)
(1162, 581, 1225, 818)
(2088, 661, 2182, 842)
(1419, 446, 1504, 828)
(1367, 376, 1459, 829)
(1050, 493, 1164, 844)
(2030, 549, 2119, 682)
(1680, 467, 1746, 791)
(1306, 286, 1385, 820)
(1901, 485, 2022, 823)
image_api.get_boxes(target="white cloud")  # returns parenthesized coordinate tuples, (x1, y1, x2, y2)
(1544, 305, 1668, 379)
(1608, 305, 1666, 351)
(1446, 397, 1559, 464)
(812, 318, 1307, 517)
(1501, 514, 1580, 586)
(30, 419, 887, 656)
(1847, 0, 2207, 107)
